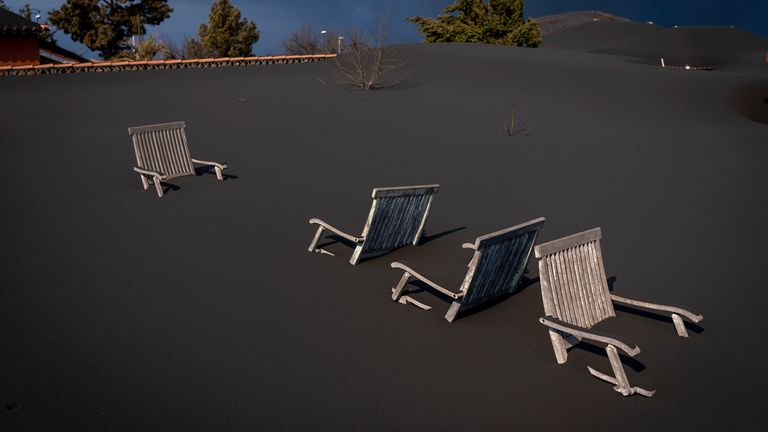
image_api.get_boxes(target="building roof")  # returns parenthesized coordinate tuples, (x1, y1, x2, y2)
(39, 40, 90, 64)
(0, 54, 335, 76)
(0, 7, 42, 35)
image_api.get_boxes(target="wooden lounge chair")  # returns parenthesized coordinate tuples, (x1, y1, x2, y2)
(128, 121, 227, 198)
(391, 217, 545, 322)
(534, 228, 703, 397)
(308, 184, 439, 265)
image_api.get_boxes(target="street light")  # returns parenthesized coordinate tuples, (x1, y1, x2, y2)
(29, 8, 41, 23)
(320, 30, 327, 53)
(337, 36, 344, 54)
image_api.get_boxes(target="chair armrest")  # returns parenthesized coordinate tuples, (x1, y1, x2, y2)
(191, 158, 227, 169)
(133, 167, 167, 179)
(390, 261, 464, 299)
(462, 243, 477, 250)
(610, 294, 703, 323)
(539, 317, 640, 357)
(308, 218, 363, 243)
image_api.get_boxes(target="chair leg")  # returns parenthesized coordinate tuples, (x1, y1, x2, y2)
(349, 245, 364, 265)
(140, 175, 149, 190)
(391, 271, 412, 301)
(606, 344, 632, 395)
(214, 166, 223, 181)
(444, 302, 462, 322)
(154, 177, 164, 198)
(308, 226, 325, 252)
(672, 313, 689, 337)
(587, 344, 656, 397)
(549, 329, 569, 364)
(392, 272, 434, 310)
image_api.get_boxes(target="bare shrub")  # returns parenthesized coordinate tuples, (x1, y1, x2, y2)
(504, 105, 535, 136)
(331, 24, 404, 90)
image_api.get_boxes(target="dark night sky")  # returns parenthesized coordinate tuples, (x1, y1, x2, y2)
(5, 0, 768, 58)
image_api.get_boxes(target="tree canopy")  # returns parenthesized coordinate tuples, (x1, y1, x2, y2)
(407, 0, 541, 47)
(196, 0, 260, 57)
(48, 0, 173, 59)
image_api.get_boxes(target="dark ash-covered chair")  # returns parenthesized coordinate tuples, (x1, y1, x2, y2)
(308, 184, 439, 265)
(129, 121, 227, 198)
(535, 227, 703, 397)
(390, 217, 545, 322)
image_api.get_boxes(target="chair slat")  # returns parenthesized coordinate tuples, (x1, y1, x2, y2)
(570, 247, 591, 327)
(150, 131, 164, 174)
(554, 252, 576, 326)
(156, 131, 171, 174)
(576, 244, 598, 326)
(172, 128, 193, 175)
(593, 242, 615, 320)
(159, 129, 175, 175)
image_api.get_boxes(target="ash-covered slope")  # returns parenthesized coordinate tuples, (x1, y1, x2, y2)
(593, 26, 768, 68)
(0, 43, 767, 431)
(533, 10, 633, 36)
(542, 20, 662, 51)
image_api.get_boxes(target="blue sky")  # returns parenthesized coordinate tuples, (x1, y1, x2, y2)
(5, 0, 768, 58)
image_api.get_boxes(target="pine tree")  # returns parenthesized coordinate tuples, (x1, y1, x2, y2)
(49, 0, 173, 59)
(197, 0, 259, 57)
(408, 0, 541, 47)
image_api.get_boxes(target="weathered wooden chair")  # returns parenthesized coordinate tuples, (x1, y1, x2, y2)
(391, 217, 545, 322)
(535, 228, 703, 397)
(128, 121, 227, 198)
(308, 184, 439, 265)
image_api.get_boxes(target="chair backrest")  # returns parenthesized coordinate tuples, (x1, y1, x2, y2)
(128, 121, 195, 179)
(456, 217, 545, 313)
(534, 228, 615, 329)
(350, 184, 439, 264)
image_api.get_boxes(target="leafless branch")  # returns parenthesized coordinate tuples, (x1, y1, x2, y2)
(504, 105, 535, 137)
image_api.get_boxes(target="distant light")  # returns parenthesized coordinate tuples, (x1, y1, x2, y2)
(35, 14, 41, 19)
(320, 30, 327, 34)
(647, 21, 654, 24)
(685, 65, 691, 70)
(674, 25, 678, 28)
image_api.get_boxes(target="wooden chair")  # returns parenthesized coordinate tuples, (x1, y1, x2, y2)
(308, 185, 439, 265)
(391, 217, 545, 322)
(534, 228, 703, 397)
(128, 121, 227, 198)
